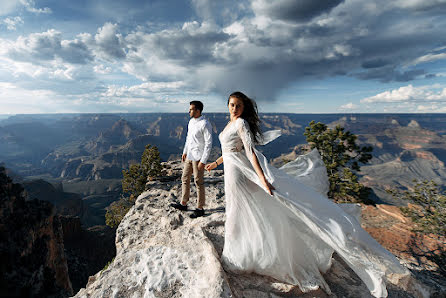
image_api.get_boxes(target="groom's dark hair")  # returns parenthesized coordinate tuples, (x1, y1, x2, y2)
(190, 100, 203, 112)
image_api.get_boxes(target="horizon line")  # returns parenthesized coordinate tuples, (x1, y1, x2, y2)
(2, 112, 446, 116)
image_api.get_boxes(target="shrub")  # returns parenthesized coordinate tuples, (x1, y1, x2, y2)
(388, 180, 446, 277)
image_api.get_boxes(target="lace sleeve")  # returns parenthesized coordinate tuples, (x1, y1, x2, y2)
(236, 118, 256, 162)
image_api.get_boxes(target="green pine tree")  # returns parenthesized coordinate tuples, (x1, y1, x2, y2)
(121, 164, 146, 198)
(304, 120, 373, 203)
(141, 144, 162, 180)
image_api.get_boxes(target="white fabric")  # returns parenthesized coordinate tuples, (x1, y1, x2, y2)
(259, 129, 282, 145)
(279, 148, 329, 196)
(219, 118, 409, 298)
(183, 115, 213, 164)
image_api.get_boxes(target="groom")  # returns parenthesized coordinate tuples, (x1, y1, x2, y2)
(171, 100, 212, 218)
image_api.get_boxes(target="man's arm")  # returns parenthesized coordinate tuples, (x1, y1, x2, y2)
(199, 120, 213, 168)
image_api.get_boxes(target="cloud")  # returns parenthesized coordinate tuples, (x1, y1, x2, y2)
(0, 82, 64, 113)
(252, 0, 344, 22)
(361, 84, 446, 103)
(1, 0, 446, 107)
(0, 0, 51, 16)
(94, 64, 112, 74)
(1, 16, 23, 30)
(191, 0, 249, 24)
(415, 104, 446, 112)
(409, 52, 446, 66)
(392, 0, 446, 12)
(21, 0, 51, 14)
(102, 81, 187, 98)
(4, 30, 93, 65)
(122, 21, 230, 83)
(94, 23, 126, 60)
(117, 0, 446, 100)
(339, 102, 359, 110)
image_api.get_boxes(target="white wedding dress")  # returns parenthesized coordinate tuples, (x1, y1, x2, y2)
(219, 118, 409, 298)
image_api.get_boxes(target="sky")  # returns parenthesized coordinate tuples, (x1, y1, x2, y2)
(1, 0, 446, 114)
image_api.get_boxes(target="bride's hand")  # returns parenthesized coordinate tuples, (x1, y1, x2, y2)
(261, 178, 275, 196)
(205, 162, 217, 173)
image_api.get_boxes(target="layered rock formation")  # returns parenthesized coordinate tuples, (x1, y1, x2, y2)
(75, 162, 445, 298)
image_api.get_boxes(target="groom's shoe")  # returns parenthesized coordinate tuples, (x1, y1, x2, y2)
(190, 208, 205, 218)
(170, 202, 188, 211)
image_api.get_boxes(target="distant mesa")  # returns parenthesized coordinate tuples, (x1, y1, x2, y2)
(407, 120, 420, 128)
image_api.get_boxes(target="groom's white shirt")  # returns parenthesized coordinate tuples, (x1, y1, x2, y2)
(183, 115, 213, 164)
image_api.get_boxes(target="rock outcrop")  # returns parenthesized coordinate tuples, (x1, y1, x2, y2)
(75, 162, 445, 298)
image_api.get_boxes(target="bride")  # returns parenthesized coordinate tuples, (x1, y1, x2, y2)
(205, 91, 409, 297)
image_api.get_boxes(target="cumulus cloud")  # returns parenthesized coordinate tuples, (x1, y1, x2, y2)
(4, 30, 93, 64)
(361, 84, 446, 103)
(94, 23, 126, 60)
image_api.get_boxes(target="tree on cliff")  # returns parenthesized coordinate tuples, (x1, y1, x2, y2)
(388, 180, 446, 277)
(304, 120, 373, 203)
(106, 145, 162, 228)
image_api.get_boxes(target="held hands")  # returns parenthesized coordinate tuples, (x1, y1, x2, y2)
(182, 154, 187, 162)
(198, 162, 205, 171)
(205, 162, 218, 173)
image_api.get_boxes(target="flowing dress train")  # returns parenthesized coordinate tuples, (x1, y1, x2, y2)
(219, 118, 409, 298)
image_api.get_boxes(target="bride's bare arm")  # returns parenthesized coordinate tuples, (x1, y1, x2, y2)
(249, 151, 275, 195)
(237, 119, 275, 195)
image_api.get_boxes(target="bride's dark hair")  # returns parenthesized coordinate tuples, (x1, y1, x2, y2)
(228, 91, 263, 144)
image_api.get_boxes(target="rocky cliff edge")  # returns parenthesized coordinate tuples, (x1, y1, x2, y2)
(75, 161, 445, 298)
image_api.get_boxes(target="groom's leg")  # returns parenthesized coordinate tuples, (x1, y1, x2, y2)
(192, 161, 205, 209)
(181, 159, 193, 205)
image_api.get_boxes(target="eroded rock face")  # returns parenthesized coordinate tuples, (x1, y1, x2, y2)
(74, 163, 444, 298)
(361, 205, 446, 295)
(0, 167, 73, 297)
